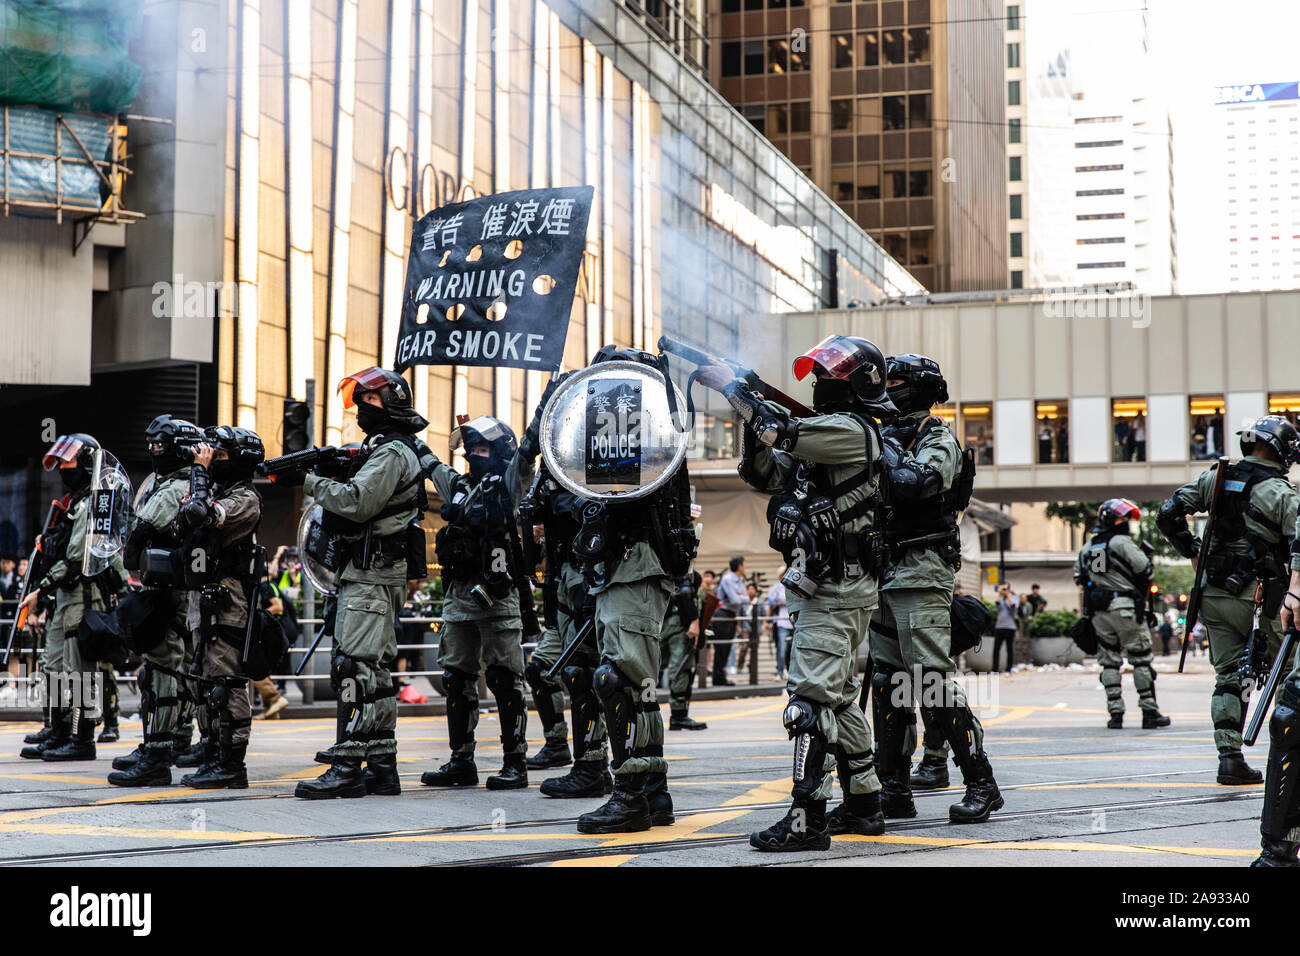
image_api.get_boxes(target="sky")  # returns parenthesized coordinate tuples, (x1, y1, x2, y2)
(1030, 0, 1300, 293)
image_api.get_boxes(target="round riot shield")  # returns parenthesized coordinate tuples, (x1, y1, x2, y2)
(539, 360, 689, 501)
(83, 448, 134, 577)
(297, 500, 338, 596)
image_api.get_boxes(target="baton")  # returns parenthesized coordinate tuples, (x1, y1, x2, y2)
(1244, 627, 1296, 747)
(295, 596, 338, 676)
(545, 617, 595, 681)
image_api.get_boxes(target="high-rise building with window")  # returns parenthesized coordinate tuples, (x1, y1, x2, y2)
(708, 0, 1007, 292)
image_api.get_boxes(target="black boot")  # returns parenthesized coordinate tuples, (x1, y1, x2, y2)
(525, 738, 572, 769)
(108, 747, 173, 787)
(42, 710, 96, 761)
(1253, 838, 1300, 867)
(910, 753, 950, 790)
(364, 753, 402, 795)
(540, 758, 614, 798)
(174, 738, 215, 768)
(1217, 747, 1263, 785)
(314, 746, 336, 765)
(827, 790, 886, 836)
(645, 772, 675, 826)
(750, 799, 831, 852)
(486, 753, 529, 790)
(576, 772, 652, 833)
(111, 746, 145, 771)
(183, 742, 249, 789)
(21, 710, 69, 759)
(669, 712, 707, 731)
(296, 756, 367, 799)
(1107, 713, 1124, 729)
(97, 724, 120, 743)
(880, 768, 918, 820)
(23, 718, 54, 745)
(421, 753, 478, 787)
(1142, 711, 1171, 729)
(948, 754, 1003, 823)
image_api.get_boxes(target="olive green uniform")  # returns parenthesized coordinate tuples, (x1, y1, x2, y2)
(186, 482, 262, 747)
(430, 450, 534, 759)
(749, 412, 884, 801)
(658, 593, 696, 717)
(304, 439, 423, 759)
(530, 560, 607, 762)
(874, 414, 978, 764)
(1167, 456, 1299, 751)
(132, 471, 195, 754)
(1074, 532, 1159, 717)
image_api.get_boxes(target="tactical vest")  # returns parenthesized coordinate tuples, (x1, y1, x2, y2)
(435, 470, 518, 598)
(1203, 459, 1292, 595)
(43, 489, 85, 591)
(1079, 530, 1146, 613)
(886, 417, 975, 562)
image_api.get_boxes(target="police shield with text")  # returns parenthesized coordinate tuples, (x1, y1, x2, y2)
(870, 354, 1003, 825)
(420, 415, 536, 790)
(17, 434, 127, 762)
(1074, 499, 1170, 731)
(294, 367, 435, 799)
(700, 335, 892, 851)
(1158, 415, 1300, 785)
(1256, 516, 1300, 865)
(540, 346, 698, 833)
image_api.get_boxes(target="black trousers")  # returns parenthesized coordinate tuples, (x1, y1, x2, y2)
(992, 628, 1016, 672)
(710, 611, 737, 683)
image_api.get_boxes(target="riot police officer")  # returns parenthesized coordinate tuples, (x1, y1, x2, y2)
(521, 381, 615, 798)
(1256, 523, 1300, 865)
(17, 434, 126, 761)
(1075, 499, 1170, 731)
(178, 426, 265, 789)
(1158, 415, 1300, 785)
(108, 415, 207, 785)
(869, 354, 1003, 826)
(296, 367, 434, 799)
(660, 571, 707, 731)
(420, 415, 534, 791)
(699, 334, 891, 851)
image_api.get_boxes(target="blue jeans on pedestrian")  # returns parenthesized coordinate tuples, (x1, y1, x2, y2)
(774, 625, 792, 678)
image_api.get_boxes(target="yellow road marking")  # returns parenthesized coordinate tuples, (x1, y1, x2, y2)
(0, 822, 306, 841)
(836, 832, 1256, 858)
(0, 773, 105, 785)
(551, 854, 635, 867)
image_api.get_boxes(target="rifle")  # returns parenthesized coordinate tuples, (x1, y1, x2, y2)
(672, 590, 719, 683)
(295, 595, 338, 676)
(1180, 456, 1229, 673)
(3, 498, 67, 666)
(657, 335, 816, 423)
(258, 445, 364, 483)
(1245, 627, 1296, 747)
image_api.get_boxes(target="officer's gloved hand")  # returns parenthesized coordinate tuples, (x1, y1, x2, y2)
(310, 447, 345, 478)
(1189, 535, 1204, 561)
(888, 421, 919, 448)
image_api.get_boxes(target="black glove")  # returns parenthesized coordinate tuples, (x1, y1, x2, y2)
(310, 448, 345, 478)
(887, 421, 919, 448)
(880, 435, 904, 470)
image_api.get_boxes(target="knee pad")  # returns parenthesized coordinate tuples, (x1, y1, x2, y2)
(783, 697, 821, 738)
(561, 664, 593, 697)
(485, 664, 517, 697)
(330, 650, 358, 691)
(523, 660, 550, 693)
(593, 662, 633, 705)
(442, 666, 473, 698)
(208, 683, 229, 714)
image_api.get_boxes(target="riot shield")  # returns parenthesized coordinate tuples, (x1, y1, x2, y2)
(83, 447, 134, 577)
(539, 360, 689, 501)
(297, 500, 338, 596)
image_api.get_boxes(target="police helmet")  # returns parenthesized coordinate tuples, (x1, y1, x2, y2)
(450, 415, 517, 465)
(885, 354, 949, 416)
(205, 425, 266, 480)
(338, 366, 430, 431)
(1237, 415, 1300, 468)
(42, 433, 100, 473)
(1096, 498, 1141, 533)
(792, 334, 896, 418)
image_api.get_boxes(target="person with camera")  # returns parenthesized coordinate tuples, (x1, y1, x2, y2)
(1074, 500, 1170, 732)
(699, 334, 892, 852)
(868, 354, 1003, 827)
(1157, 415, 1300, 786)
(420, 415, 535, 791)
(293, 368, 436, 799)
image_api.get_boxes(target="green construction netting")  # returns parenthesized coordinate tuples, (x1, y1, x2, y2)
(0, 0, 144, 114)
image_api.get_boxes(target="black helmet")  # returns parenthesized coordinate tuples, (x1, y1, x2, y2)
(1237, 415, 1300, 467)
(885, 354, 949, 416)
(450, 415, 517, 476)
(144, 414, 202, 475)
(205, 425, 266, 481)
(1095, 498, 1141, 533)
(591, 344, 659, 368)
(793, 334, 896, 418)
(43, 433, 101, 494)
(339, 367, 429, 433)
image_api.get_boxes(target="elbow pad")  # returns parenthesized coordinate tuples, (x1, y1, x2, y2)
(723, 382, 797, 452)
(1156, 497, 1198, 559)
(887, 458, 943, 501)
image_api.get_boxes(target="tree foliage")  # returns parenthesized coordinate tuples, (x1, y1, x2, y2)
(1044, 500, 1185, 559)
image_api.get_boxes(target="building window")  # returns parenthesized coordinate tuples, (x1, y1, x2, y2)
(1076, 163, 1124, 172)
(1037, 401, 1070, 464)
(1270, 393, 1300, 430)
(744, 40, 764, 75)
(908, 93, 930, 128)
(833, 33, 854, 68)
(743, 104, 765, 135)
(909, 169, 931, 197)
(883, 30, 906, 64)
(1076, 212, 1125, 220)
(1009, 194, 1022, 218)
(962, 404, 994, 465)
(1112, 398, 1148, 462)
(909, 230, 933, 265)
(831, 97, 853, 130)
(790, 100, 811, 133)
(1190, 396, 1226, 460)
(767, 103, 790, 135)
(1008, 118, 1021, 143)
(1010, 232, 1023, 257)
(1076, 140, 1123, 148)
(1076, 187, 1123, 196)
(885, 168, 908, 199)
(790, 39, 810, 72)
(1010, 270, 1023, 289)
(721, 42, 741, 77)
(1078, 261, 1126, 269)
(1076, 236, 1124, 245)
(882, 95, 906, 131)
(1008, 81, 1020, 106)
(1007, 42, 1020, 69)
(1009, 156, 1021, 181)
(768, 38, 790, 73)
(907, 28, 930, 63)
(857, 166, 880, 200)
(861, 32, 879, 67)
(1007, 5, 1020, 30)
